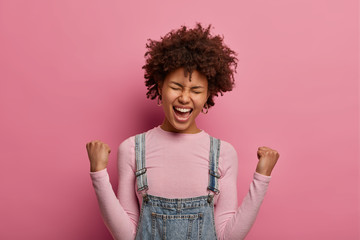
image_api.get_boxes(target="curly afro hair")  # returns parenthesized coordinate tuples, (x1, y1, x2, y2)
(142, 23, 238, 109)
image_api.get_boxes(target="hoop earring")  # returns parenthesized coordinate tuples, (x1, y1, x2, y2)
(157, 95, 162, 106)
(201, 105, 208, 114)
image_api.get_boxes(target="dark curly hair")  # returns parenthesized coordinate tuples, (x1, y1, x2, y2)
(142, 23, 238, 109)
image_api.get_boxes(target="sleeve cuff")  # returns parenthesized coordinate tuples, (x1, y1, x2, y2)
(254, 171, 272, 183)
(89, 168, 108, 180)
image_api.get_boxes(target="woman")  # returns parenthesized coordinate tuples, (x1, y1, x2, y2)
(86, 23, 279, 240)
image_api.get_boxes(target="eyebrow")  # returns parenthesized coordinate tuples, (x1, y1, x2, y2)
(170, 81, 204, 89)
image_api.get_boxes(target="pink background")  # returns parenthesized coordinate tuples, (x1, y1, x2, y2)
(0, 0, 358, 239)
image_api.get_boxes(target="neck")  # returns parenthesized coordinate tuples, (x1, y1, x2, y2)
(160, 120, 201, 134)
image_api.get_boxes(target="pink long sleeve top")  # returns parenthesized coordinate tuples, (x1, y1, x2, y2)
(89, 125, 271, 240)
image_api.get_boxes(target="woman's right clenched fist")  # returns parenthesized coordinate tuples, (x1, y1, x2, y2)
(86, 140, 111, 172)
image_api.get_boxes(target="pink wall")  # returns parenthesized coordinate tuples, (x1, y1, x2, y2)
(0, 0, 358, 239)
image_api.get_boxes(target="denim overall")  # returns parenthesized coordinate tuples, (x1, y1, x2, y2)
(134, 133, 221, 240)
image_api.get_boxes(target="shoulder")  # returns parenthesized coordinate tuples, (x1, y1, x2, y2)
(214, 137, 238, 160)
(219, 139, 237, 155)
(207, 134, 237, 158)
(118, 128, 153, 151)
(217, 138, 238, 173)
(118, 135, 135, 152)
(117, 129, 151, 171)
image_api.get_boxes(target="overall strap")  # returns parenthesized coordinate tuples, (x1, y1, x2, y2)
(135, 133, 148, 196)
(207, 136, 221, 202)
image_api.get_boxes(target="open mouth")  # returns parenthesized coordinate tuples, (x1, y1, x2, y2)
(173, 106, 193, 120)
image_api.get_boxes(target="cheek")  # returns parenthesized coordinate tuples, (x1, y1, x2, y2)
(163, 92, 179, 103)
(194, 96, 208, 108)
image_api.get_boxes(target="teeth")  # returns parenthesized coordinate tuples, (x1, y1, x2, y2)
(175, 107, 191, 113)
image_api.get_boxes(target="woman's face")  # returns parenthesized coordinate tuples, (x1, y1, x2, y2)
(158, 67, 210, 134)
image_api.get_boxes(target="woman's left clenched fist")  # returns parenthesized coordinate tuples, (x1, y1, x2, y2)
(255, 146, 279, 176)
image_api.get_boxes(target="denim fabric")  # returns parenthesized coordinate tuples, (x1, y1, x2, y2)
(208, 136, 221, 194)
(134, 194, 217, 240)
(134, 133, 220, 240)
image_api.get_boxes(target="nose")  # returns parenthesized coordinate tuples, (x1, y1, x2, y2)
(178, 89, 190, 104)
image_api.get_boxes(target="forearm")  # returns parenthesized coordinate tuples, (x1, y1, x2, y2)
(90, 169, 136, 240)
(223, 172, 271, 240)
